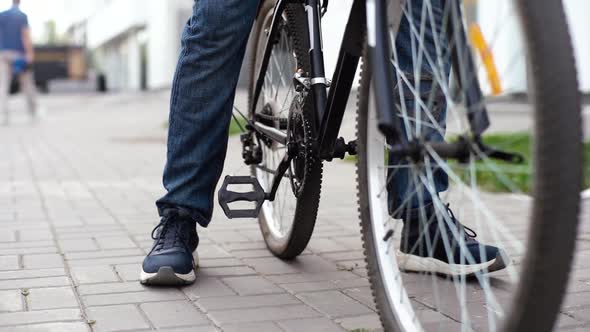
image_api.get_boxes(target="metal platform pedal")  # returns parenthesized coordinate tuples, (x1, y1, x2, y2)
(218, 176, 266, 219)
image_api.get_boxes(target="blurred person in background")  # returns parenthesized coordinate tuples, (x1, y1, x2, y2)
(0, 0, 38, 126)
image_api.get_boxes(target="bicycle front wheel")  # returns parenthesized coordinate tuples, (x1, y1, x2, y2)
(357, 0, 582, 331)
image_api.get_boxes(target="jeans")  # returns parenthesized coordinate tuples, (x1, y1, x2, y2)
(156, 0, 259, 227)
(157, 0, 450, 227)
(388, 0, 451, 219)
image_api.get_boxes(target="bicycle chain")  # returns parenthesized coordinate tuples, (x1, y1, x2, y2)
(254, 112, 289, 127)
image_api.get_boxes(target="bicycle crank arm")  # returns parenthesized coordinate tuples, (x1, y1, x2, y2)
(476, 142, 525, 164)
(389, 136, 525, 164)
(429, 138, 524, 164)
(266, 153, 293, 201)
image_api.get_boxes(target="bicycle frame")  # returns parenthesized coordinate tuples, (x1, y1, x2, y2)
(251, 0, 396, 160)
(249, 0, 496, 201)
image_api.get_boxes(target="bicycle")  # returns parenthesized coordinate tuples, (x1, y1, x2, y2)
(217, 0, 583, 331)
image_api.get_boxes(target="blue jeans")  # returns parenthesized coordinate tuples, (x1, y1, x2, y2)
(156, 0, 450, 227)
(388, 0, 451, 219)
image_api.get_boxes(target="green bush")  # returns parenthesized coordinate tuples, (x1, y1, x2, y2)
(229, 116, 248, 136)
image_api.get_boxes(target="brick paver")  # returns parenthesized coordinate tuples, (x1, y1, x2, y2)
(27, 287, 79, 310)
(86, 305, 151, 331)
(0, 92, 588, 331)
(0, 289, 23, 312)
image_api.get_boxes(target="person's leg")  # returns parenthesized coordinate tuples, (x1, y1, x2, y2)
(19, 70, 38, 120)
(390, 0, 508, 275)
(142, 0, 259, 285)
(155, 0, 259, 227)
(388, 0, 451, 219)
(0, 55, 11, 126)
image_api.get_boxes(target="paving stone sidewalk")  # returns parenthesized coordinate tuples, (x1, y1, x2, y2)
(0, 91, 588, 332)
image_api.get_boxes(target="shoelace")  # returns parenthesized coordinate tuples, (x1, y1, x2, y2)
(150, 213, 192, 253)
(445, 204, 477, 239)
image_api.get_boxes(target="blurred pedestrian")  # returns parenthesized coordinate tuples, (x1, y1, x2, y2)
(0, 0, 38, 126)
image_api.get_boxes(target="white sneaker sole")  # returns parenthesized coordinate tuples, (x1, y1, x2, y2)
(139, 268, 196, 285)
(396, 250, 507, 276)
(139, 253, 199, 286)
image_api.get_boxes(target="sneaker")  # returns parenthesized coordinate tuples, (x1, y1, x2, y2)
(140, 209, 199, 285)
(397, 204, 508, 276)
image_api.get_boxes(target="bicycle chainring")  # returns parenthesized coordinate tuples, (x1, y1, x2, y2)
(287, 101, 315, 197)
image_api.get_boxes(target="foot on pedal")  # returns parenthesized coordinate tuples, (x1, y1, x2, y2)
(218, 176, 266, 219)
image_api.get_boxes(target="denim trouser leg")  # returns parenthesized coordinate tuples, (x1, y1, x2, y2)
(388, 0, 452, 219)
(156, 0, 259, 227)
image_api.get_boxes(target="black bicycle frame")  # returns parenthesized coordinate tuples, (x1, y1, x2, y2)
(251, 0, 401, 161)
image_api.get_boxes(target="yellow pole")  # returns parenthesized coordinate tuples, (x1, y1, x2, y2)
(468, 23, 503, 96)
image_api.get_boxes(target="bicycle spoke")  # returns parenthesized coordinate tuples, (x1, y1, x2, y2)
(254, 10, 310, 242)
(426, 146, 524, 272)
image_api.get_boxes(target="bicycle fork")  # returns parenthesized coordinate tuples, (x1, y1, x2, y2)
(366, 0, 518, 165)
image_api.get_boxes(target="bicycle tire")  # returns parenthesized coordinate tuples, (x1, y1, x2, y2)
(247, 0, 323, 259)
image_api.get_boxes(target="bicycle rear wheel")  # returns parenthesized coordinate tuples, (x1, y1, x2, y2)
(246, 0, 322, 259)
(357, 0, 582, 331)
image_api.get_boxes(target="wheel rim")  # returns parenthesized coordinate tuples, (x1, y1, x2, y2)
(365, 72, 527, 332)
(366, 88, 421, 331)
(253, 10, 301, 241)
(362, 1, 549, 330)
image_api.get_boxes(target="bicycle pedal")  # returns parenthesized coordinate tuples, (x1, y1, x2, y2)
(218, 176, 266, 219)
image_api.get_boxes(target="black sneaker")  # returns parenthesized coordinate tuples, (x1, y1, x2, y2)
(397, 204, 508, 276)
(140, 209, 199, 285)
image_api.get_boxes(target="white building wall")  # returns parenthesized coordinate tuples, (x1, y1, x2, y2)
(323, 0, 590, 95)
(564, 0, 590, 92)
(100, 40, 127, 90)
(478, 0, 590, 94)
(144, 0, 192, 89)
(321, 0, 590, 94)
(85, 0, 145, 49)
(476, 1, 527, 95)
(126, 33, 141, 90)
(72, 0, 589, 93)
(72, 0, 191, 90)
(321, 0, 354, 77)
